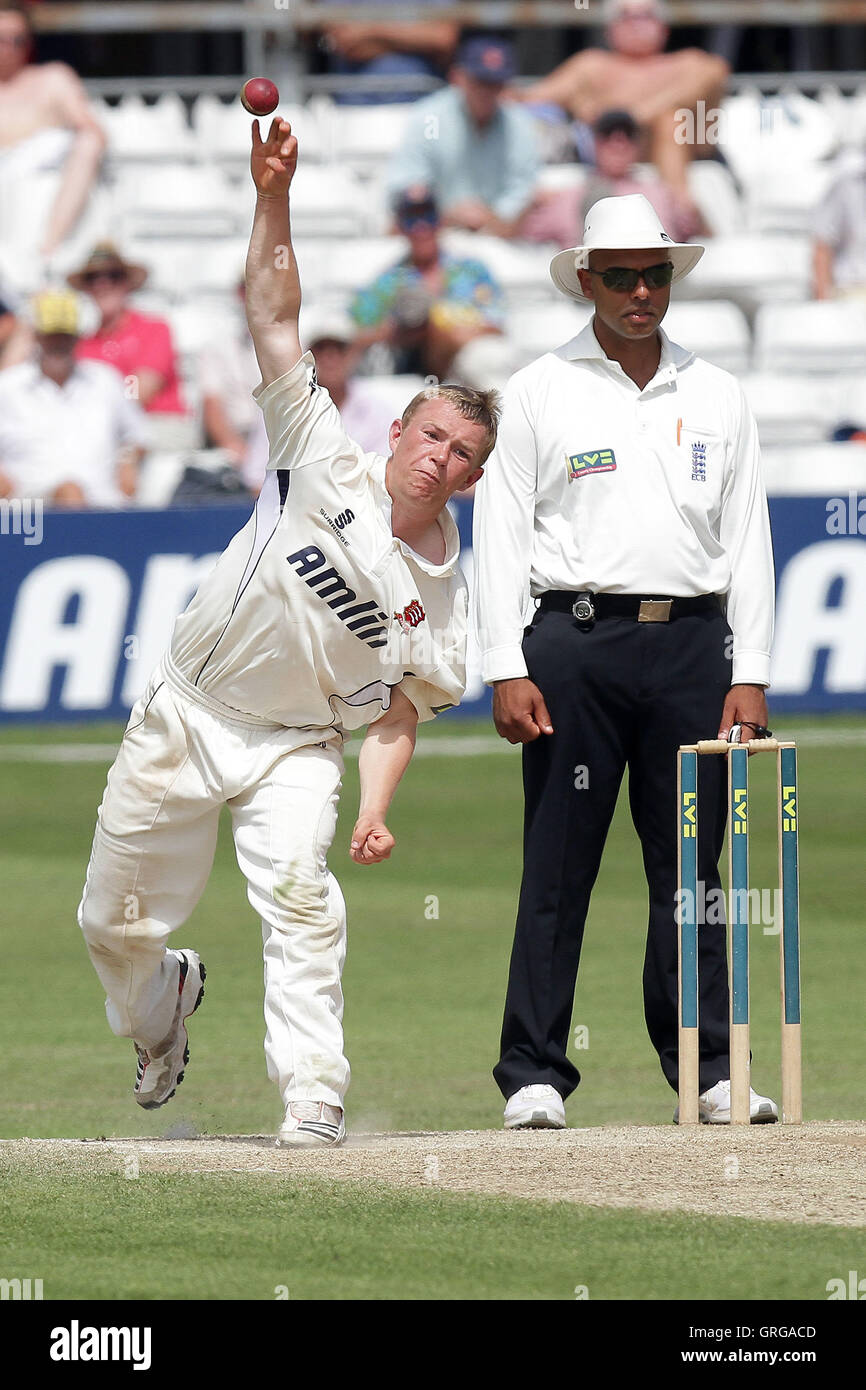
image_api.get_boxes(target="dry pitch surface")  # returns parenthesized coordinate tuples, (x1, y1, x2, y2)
(5, 1122, 864, 1228)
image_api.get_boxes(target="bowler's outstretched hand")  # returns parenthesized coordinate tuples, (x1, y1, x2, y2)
(251, 117, 298, 198)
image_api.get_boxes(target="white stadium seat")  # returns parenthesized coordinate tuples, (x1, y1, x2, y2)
(745, 161, 835, 236)
(116, 164, 241, 239)
(101, 93, 196, 163)
(686, 158, 745, 237)
(739, 373, 840, 446)
(506, 302, 592, 368)
(718, 91, 839, 186)
(753, 300, 866, 374)
(676, 235, 811, 312)
(663, 300, 751, 374)
(326, 103, 417, 167)
(287, 164, 372, 238)
(760, 441, 866, 495)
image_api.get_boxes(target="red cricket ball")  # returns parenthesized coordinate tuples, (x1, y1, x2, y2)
(240, 77, 280, 117)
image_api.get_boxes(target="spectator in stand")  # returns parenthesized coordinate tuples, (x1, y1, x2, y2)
(350, 186, 514, 388)
(521, 109, 706, 248)
(318, 0, 459, 106)
(243, 309, 398, 492)
(512, 0, 728, 210)
(388, 36, 538, 239)
(812, 150, 866, 300)
(0, 1, 106, 280)
(68, 242, 190, 448)
(198, 274, 260, 466)
(582, 109, 706, 239)
(0, 289, 147, 506)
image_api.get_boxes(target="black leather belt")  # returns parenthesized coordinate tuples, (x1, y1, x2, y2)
(538, 592, 723, 623)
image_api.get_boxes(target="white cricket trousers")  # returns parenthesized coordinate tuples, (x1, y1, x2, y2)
(77, 665, 350, 1109)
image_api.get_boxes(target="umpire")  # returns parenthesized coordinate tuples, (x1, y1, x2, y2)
(473, 194, 778, 1128)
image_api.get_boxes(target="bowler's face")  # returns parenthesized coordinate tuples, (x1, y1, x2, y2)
(387, 400, 486, 511)
(578, 249, 672, 342)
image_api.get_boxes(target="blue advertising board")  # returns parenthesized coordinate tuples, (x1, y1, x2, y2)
(0, 495, 864, 722)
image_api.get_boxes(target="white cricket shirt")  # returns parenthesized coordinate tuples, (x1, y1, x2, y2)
(472, 320, 774, 687)
(168, 352, 467, 732)
(0, 358, 148, 505)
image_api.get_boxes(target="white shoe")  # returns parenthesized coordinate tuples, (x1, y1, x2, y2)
(504, 1084, 566, 1130)
(674, 1078, 779, 1125)
(133, 949, 206, 1110)
(276, 1101, 346, 1148)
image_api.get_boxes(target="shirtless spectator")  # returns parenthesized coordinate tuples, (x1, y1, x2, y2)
(513, 0, 728, 203)
(320, 0, 458, 106)
(0, 2, 106, 279)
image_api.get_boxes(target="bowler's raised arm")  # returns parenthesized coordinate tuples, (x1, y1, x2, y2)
(245, 118, 303, 387)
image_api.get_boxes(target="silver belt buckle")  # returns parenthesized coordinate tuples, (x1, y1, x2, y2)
(638, 599, 672, 623)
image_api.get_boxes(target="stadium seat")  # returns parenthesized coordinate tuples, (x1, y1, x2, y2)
(760, 441, 866, 494)
(745, 161, 834, 236)
(115, 164, 241, 239)
(326, 102, 417, 168)
(740, 373, 840, 446)
(675, 234, 811, 313)
(686, 158, 745, 237)
(287, 164, 373, 238)
(663, 301, 751, 374)
(100, 93, 196, 163)
(753, 300, 866, 374)
(506, 302, 592, 367)
(719, 91, 839, 187)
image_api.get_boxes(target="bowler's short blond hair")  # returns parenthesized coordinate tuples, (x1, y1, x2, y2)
(401, 384, 501, 465)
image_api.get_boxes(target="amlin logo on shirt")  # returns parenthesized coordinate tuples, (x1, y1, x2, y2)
(566, 448, 617, 483)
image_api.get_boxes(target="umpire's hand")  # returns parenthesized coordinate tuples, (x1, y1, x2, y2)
(493, 678, 554, 744)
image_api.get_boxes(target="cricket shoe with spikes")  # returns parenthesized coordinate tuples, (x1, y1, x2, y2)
(133, 949, 206, 1110)
(503, 1083, 566, 1130)
(673, 1079, 779, 1124)
(276, 1101, 346, 1148)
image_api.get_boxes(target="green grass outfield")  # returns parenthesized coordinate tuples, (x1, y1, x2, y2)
(1, 714, 864, 1300)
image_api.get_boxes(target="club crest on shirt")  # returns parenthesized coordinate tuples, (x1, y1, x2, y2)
(690, 439, 708, 482)
(566, 449, 617, 483)
(393, 599, 426, 632)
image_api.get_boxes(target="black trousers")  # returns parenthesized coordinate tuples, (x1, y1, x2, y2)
(494, 605, 733, 1101)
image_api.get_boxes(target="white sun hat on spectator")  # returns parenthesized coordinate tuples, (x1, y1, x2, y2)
(549, 193, 705, 303)
(299, 306, 356, 349)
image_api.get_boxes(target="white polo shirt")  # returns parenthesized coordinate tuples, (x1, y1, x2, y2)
(472, 320, 774, 687)
(0, 358, 148, 505)
(168, 352, 467, 732)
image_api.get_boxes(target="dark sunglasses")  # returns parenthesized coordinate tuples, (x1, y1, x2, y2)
(82, 269, 128, 286)
(398, 207, 438, 229)
(587, 262, 674, 292)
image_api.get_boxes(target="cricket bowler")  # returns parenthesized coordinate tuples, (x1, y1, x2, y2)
(77, 118, 499, 1147)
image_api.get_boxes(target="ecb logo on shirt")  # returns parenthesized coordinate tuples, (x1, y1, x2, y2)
(690, 440, 708, 482)
(566, 449, 617, 483)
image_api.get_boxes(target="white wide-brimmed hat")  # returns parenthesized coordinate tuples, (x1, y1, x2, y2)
(549, 194, 704, 303)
